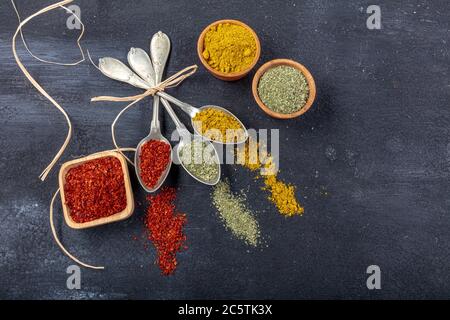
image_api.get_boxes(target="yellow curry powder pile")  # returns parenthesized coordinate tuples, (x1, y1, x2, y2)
(237, 139, 304, 217)
(202, 23, 257, 73)
(193, 107, 245, 143)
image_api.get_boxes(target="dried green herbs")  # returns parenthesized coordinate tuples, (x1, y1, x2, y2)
(257, 65, 309, 114)
(212, 180, 260, 246)
(179, 140, 219, 183)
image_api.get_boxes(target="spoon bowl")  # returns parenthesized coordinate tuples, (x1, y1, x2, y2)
(175, 134, 221, 186)
(191, 105, 248, 145)
(134, 132, 173, 193)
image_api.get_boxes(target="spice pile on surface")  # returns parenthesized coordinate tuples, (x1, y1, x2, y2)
(180, 140, 219, 183)
(212, 180, 260, 246)
(64, 157, 127, 223)
(258, 65, 309, 114)
(193, 107, 246, 143)
(139, 139, 171, 188)
(238, 139, 304, 217)
(202, 23, 257, 73)
(145, 187, 187, 275)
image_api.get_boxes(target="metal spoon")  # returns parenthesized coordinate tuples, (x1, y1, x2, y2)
(129, 32, 172, 193)
(158, 93, 248, 145)
(97, 58, 248, 145)
(161, 99, 221, 186)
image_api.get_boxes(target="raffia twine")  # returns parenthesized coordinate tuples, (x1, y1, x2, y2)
(12, 0, 198, 177)
(10, 0, 127, 270)
(11, 0, 85, 182)
(49, 148, 136, 270)
(12, 0, 111, 270)
(11, 0, 197, 270)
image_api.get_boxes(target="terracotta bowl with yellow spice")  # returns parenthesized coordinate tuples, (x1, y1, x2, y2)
(197, 19, 261, 81)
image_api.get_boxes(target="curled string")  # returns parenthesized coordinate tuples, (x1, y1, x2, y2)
(50, 148, 136, 270)
(11, 0, 86, 181)
(111, 98, 144, 165)
(11, 0, 135, 271)
(11, 0, 85, 66)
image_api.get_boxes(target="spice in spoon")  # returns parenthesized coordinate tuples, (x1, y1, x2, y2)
(64, 157, 127, 223)
(145, 187, 187, 275)
(139, 139, 171, 189)
(179, 140, 219, 183)
(192, 107, 245, 143)
(258, 65, 309, 114)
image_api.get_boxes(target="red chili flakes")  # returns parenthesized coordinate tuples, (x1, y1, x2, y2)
(145, 187, 187, 275)
(139, 140, 171, 189)
(64, 157, 127, 223)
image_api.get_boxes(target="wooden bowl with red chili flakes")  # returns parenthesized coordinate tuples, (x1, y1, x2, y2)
(58, 151, 134, 229)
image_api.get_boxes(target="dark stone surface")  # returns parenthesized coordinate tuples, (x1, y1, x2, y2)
(0, 0, 449, 299)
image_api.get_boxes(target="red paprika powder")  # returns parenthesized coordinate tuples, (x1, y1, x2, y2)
(139, 139, 171, 189)
(64, 157, 127, 223)
(145, 187, 187, 275)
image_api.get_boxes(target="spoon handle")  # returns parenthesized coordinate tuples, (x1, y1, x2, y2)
(151, 32, 170, 83)
(158, 91, 199, 118)
(127, 47, 156, 86)
(160, 98, 188, 131)
(150, 32, 170, 132)
(98, 57, 150, 90)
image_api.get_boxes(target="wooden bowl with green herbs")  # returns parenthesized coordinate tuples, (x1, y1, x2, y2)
(252, 59, 316, 119)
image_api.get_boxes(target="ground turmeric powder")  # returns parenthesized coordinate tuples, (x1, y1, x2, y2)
(193, 107, 245, 143)
(202, 23, 257, 73)
(263, 174, 304, 216)
(237, 139, 304, 216)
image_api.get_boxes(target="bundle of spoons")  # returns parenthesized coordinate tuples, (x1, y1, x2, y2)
(94, 31, 249, 191)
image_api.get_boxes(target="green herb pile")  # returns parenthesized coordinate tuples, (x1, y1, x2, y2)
(212, 180, 260, 246)
(258, 65, 309, 114)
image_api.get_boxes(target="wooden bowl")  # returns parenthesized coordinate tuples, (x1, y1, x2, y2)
(58, 151, 134, 229)
(252, 59, 316, 119)
(197, 19, 261, 81)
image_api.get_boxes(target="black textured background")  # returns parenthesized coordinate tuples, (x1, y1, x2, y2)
(1, 0, 449, 299)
